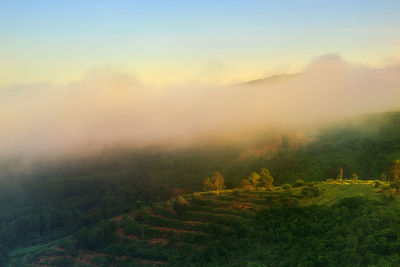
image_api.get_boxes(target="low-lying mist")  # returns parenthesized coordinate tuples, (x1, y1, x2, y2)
(1, 54, 400, 160)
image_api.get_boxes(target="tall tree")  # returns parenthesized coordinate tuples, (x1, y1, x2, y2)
(389, 160, 400, 183)
(204, 172, 225, 196)
(259, 168, 274, 190)
(203, 177, 212, 191)
(339, 167, 343, 181)
(240, 179, 253, 190)
(248, 172, 261, 188)
(135, 200, 145, 239)
(211, 172, 225, 196)
(380, 173, 388, 182)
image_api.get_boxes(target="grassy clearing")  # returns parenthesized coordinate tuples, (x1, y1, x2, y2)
(301, 180, 384, 206)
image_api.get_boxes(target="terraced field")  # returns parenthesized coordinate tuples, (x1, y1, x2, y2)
(8, 181, 393, 266)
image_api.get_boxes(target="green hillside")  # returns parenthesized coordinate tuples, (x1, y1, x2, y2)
(9, 180, 400, 266)
(267, 112, 400, 184)
(2, 111, 400, 265)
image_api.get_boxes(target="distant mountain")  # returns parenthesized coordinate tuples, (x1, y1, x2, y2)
(236, 73, 300, 87)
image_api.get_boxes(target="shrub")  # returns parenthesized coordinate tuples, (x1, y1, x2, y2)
(389, 160, 400, 182)
(240, 179, 253, 190)
(294, 179, 305, 187)
(301, 183, 320, 198)
(193, 192, 201, 200)
(389, 181, 400, 192)
(281, 184, 292, 192)
(173, 196, 189, 216)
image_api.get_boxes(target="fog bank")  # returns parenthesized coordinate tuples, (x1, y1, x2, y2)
(1, 54, 400, 159)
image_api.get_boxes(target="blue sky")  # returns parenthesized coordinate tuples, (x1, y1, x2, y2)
(1, 0, 400, 86)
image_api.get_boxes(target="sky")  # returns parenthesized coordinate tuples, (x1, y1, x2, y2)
(1, 0, 400, 87)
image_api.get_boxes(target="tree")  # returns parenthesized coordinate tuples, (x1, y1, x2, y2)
(282, 184, 292, 193)
(135, 200, 145, 239)
(240, 179, 253, 190)
(259, 168, 274, 190)
(203, 177, 212, 191)
(351, 173, 359, 181)
(173, 196, 189, 216)
(204, 172, 225, 196)
(248, 172, 261, 188)
(389, 182, 400, 192)
(389, 160, 400, 183)
(211, 172, 225, 196)
(380, 173, 388, 182)
(192, 192, 202, 200)
(170, 187, 185, 198)
(338, 167, 343, 181)
(295, 179, 305, 187)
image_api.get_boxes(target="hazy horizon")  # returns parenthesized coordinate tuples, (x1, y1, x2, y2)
(2, 1, 400, 88)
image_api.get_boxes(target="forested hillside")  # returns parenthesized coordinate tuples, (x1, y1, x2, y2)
(1, 111, 400, 265)
(268, 112, 400, 182)
(8, 181, 400, 266)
